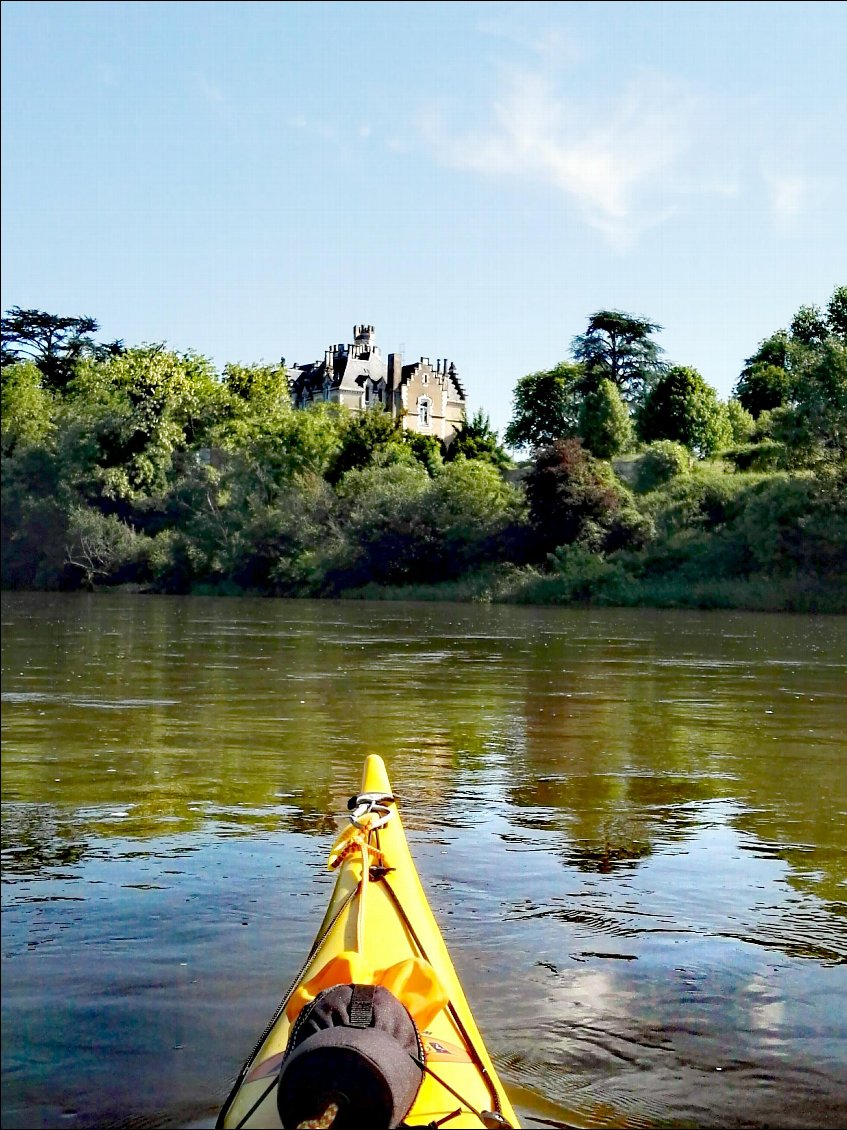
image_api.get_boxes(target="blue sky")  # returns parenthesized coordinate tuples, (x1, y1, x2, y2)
(2, 1, 845, 437)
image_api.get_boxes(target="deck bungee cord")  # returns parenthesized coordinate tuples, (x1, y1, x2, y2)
(217, 757, 518, 1130)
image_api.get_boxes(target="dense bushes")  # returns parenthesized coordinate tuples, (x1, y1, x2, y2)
(327, 458, 525, 589)
(524, 439, 634, 555)
(2, 304, 845, 611)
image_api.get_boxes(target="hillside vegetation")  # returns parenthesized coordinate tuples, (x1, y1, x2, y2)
(2, 292, 845, 612)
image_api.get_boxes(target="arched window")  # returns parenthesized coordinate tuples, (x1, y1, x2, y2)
(418, 397, 431, 428)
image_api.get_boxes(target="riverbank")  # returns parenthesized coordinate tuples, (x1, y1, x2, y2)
(340, 566, 847, 614)
(20, 554, 846, 615)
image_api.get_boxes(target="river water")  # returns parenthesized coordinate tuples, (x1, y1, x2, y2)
(1, 593, 845, 1129)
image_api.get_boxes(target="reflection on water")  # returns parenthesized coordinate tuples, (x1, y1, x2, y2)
(2, 593, 846, 1129)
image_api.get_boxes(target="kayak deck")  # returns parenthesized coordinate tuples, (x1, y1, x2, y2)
(217, 755, 517, 1129)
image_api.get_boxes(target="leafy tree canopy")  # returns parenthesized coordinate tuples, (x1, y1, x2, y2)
(577, 378, 634, 460)
(790, 304, 829, 347)
(734, 287, 847, 420)
(827, 285, 847, 339)
(571, 310, 664, 405)
(223, 361, 290, 411)
(735, 286, 847, 466)
(1, 307, 123, 390)
(767, 337, 847, 467)
(327, 406, 405, 483)
(724, 398, 756, 444)
(734, 348, 792, 419)
(447, 409, 513, 470)
(523, 438, 629, 556)
(59, 346, 225, 503)
(504, 362, 581, 452)
(1, 361, 55, 456)
(402, 431, 444, 476)
(637, 365, 731, 457)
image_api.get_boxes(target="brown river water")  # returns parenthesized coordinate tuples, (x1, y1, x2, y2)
(1, 593, 845, 1129)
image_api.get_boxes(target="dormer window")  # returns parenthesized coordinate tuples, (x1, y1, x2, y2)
(364, 378, 385, 406)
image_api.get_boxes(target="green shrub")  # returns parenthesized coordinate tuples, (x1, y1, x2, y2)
(724, 440, 786, 472)
(402, 431, 443, 475)
(725, 399, 756, 444)
(634, 441, 691, 492)
(64, 506, 141, 588)
(524, 438, 633, 556)
(732, 470, 847, 577)
(545, 544, 627, 602)
(646, 466, 750, 534)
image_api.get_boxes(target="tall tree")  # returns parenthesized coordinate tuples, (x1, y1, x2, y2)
(577, 378, 634, 459)
(1, 361, 55, 455)
(637, 365, 731, 457)
(1, 307, 123, 390)
(769, 335, 847, 467)
(571, 310, 664, 405)
(826, 285, 847, 340)
(790, 304, 829, 347)
(734, 286, 847, 464)
(504, 362, 581, 452)
(62, 345, 224, 504)
(326, 406, 404, 483)
(223, 361, 289, 409)
(446, 409, 513, 470)
(733, 343, 792, 418)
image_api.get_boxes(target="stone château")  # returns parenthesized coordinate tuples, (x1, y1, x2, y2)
(287, 325, 466, 445)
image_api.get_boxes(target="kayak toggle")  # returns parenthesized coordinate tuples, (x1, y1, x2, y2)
(347, 792, 396, 829)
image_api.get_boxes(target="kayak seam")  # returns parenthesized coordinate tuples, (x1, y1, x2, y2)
(379, 873, 504, 1119)
(216, 882, 360, 1130)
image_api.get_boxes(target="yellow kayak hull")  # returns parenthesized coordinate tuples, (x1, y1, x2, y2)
(217, 754, 518, 1129)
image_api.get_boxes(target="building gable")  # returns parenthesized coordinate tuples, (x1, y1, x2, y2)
(288, 325, 466, 444)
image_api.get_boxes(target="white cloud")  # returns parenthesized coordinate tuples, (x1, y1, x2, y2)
(423, 69, 706, 250)
(763, 168, 809, 228)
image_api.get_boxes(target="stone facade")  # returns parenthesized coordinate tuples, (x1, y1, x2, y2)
(287, 325, 466, 445)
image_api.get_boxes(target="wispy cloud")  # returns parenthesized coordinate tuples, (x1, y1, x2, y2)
(762, 168, 809, 230)
(288, 113, 339, 143)
(423, 69, 700, 250)
(193, 73, 236, 128)
(475, 17, 584, 68)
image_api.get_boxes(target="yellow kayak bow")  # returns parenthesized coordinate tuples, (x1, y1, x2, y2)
(217, 754, 518, 1130)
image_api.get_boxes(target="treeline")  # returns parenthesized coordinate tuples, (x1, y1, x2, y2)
(1, 293, 845, 612)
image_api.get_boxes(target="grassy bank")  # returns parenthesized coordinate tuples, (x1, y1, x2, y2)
(341, 565, 847, 614)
